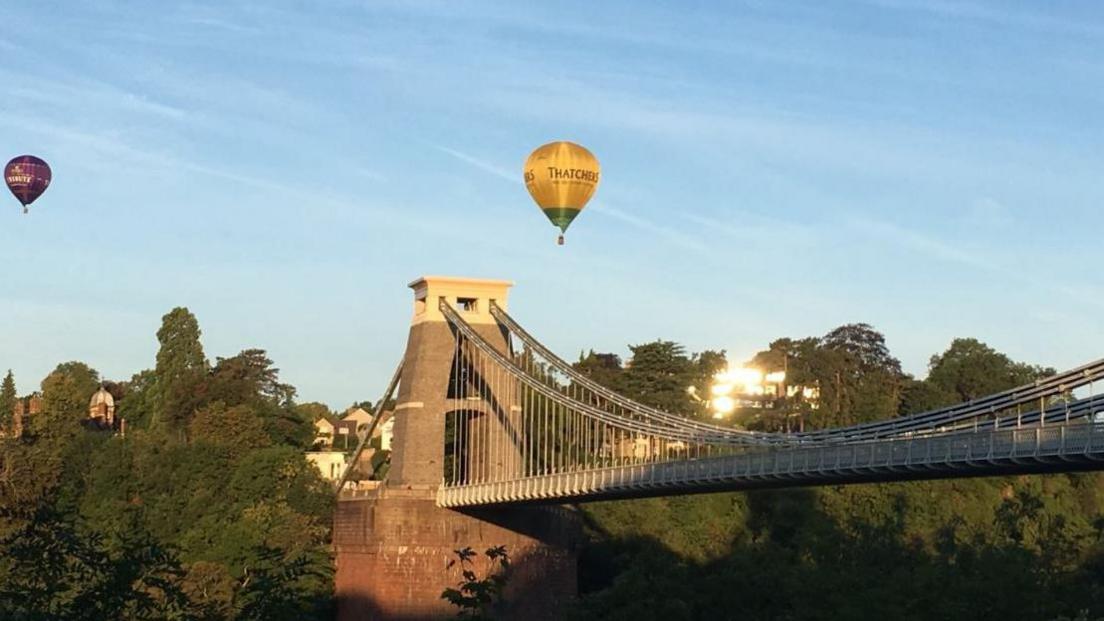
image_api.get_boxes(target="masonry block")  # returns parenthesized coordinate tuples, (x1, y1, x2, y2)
(334, 490, 579, 620)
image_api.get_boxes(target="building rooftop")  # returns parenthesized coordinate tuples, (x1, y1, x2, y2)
(89, 386, 114, 408)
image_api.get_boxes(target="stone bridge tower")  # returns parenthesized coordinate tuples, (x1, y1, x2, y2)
(334, 277, 578, 620)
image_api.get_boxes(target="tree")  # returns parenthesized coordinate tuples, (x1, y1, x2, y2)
(208, 349, 296, 409)
(295, 402, 333, 423)
(0, 370, 15, 430)
(207, 350, 308, 449)
(575, 351, 624, 389)
(190, 403, 271, 457)
(0, 504, 194, 621)
(232, 546, 332, 621)
(153, 307, 208, 432)
(35, 362, 100, 437)
(441, 546, 511, 620)
(821, 323, 902, 377)
(750, 338, 818, 383)
(742, 325, 906, 429)
(899, 339, 1056, 417)
(898, 376, 948, 416)
(926, 338, 1053, 404)
(0, 309, 338, 621)
(618, 341, 696, 415)
(116, 370, 158, 430)
(816, 324, 903, 425)
(748, 338, 821, 431)
(346, 401, 375, 415)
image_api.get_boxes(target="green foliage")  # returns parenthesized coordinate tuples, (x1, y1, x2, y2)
(817, 323, 903, 425)
(154, 307, 208, 431)
(576, 335, 1104, 620)
(117, 370, 157, 429)
(575, 351, 623, 388)
(898, 339, 1056, 416)
(1053, 613, 1104, 621)
(190, 402, 271, 458)
(208, 351, 310, 449)
(208, 349, 295, 408)
(577, 475, 1104, 621)
(927, 338, 1053, 404)
(295, 402, 333, 423)
(586, 341, 725, 420)
(0, 370, 15, 429)
(346, 400, 375, 415)
(898, 376, 947, 415)
(233, 546, 332, 621)
(36, 362, 100, 438)
(740, 324, 905, 428)
(1, 307, 334, 620)
(441, 546, 510, 619)
(0, 504, 194, 621)
(618, 341, 695, 414)
(747, 337, 820, 430)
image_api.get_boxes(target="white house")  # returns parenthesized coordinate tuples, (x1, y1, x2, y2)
(306, 450, 350, 481)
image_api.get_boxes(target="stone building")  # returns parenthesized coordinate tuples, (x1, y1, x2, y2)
(2, 394, 42, 438)
(89, 386, 116, 426)
(87, 386, 124, 433)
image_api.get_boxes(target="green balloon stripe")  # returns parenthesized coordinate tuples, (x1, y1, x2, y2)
(541, 207, 581, 233)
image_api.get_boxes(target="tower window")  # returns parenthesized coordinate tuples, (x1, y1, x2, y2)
(457, 297, 478, 312)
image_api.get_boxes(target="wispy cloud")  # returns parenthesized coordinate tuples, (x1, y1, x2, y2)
(849, 217, 995, 271)
(1, 72, 188, 121)
(171, 5, 262, 35)
(860, 0, 1104, 38)
(848, 216, 1104, 311)
(588, 200, 711, 254)
(963, 197, 1013, 229)
(432, 145, 517, 184)
(682, 210, 815, 243)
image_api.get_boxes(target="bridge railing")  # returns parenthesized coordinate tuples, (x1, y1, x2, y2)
(438, 422, 1104, 507)
(317, 299, 1104, 507)
(488, 302, 1104, 445)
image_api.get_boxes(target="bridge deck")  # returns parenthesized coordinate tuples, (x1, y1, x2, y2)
(438, 422, 1104, 507)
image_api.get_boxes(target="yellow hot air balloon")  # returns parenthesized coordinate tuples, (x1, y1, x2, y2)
(523, 141, 600, 245)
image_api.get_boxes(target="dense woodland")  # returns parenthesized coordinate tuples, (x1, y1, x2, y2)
(572, 329, 1104, 621)
(1, 311, 1102, 620)
(0, 308, 334, 620)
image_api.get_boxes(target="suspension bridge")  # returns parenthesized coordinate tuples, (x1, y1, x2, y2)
(333, 276, 1104, 620)
(341, 277, 1104, 506)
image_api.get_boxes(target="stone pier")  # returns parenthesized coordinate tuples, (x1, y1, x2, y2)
(334, 277, 579, 619)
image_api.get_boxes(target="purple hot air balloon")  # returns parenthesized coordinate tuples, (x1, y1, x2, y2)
(5, 155, 51, 214)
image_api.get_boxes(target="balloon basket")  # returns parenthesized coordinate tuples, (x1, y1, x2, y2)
(557, 234, 564, 246)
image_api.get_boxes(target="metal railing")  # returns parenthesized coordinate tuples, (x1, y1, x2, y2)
(439, 422, 1104, 507)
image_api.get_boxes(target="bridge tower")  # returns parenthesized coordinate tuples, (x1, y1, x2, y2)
(334, 277, 579, 620)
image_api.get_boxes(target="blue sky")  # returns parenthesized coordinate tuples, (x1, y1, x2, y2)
(1, 1, 1102, 408)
